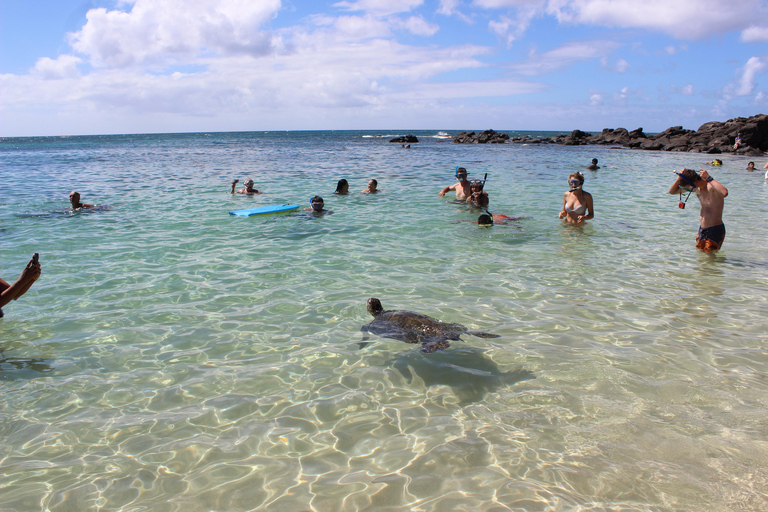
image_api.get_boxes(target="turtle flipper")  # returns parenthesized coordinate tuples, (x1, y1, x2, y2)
(468, 331, 500, 339)
(421, 339, 450, 353)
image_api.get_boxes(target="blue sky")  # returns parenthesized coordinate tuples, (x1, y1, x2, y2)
(1, 0, 767, 136)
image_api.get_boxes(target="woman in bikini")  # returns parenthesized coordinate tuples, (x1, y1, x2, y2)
(558, 172, 594, 224)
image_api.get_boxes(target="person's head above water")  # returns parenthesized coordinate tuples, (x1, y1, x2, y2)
(591, 158, 598, 164)
(568, 172, 585, 191)
(335, 179, 349, 194)
(69, 191, 81, 205)
(455, 167, 469, 181)
(243, 178, 255, 190)
(309, 195, 325, 211)
(478, 214, 493, 226)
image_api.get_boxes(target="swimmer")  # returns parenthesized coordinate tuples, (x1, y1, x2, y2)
(747, 162, 755, 172)
(476, 214, 519, 226)
(69, 191, 94, 210)
(558, 173, 593, 224)
(587, 158, 600, 170)
(230, 178, 261, 195)
(0, 254, 41, 318)
(669, 168, 728, 252)
(438, 167, 472, 200)
(334, 179, 349, 195)
(304, 196, 333, 215)
(361, 179, 378, 194)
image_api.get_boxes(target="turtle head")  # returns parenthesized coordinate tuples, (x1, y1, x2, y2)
(367, 298, 384, 317)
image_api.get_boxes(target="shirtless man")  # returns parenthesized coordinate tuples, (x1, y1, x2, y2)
(230, 178, 261, 195)
(438, 167, 472, 200)
(69, 191, 94, 209)
(361, 179, 378, 194)
(0, 254, 41, 318)
(669, 168, 728, 252)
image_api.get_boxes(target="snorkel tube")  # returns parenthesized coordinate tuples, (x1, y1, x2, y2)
(673, 170, 696, 209)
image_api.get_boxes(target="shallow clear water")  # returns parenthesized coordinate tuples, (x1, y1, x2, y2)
(1, 131, 767, 511)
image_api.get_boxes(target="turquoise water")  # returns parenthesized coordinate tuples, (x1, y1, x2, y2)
(1, 131, 767, 511)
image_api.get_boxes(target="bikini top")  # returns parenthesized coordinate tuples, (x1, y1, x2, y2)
(565, 203, 586, 215)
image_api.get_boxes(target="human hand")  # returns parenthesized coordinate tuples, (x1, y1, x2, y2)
(699, 169, 710, 180)
(558, 211, 566, 219)
(438, 191, 445, 197)
(232, 179, 239, 184)
(577, 215, 585, 223)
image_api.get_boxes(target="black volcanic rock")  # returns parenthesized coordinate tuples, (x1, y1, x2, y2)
(389, 134, 419, 143)
(453, 129, 510, 144)
(537, 114, 767, 154)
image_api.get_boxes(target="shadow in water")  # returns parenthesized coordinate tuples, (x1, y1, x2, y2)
(0, 354, 54, 380)
(388, 347, 534, 404)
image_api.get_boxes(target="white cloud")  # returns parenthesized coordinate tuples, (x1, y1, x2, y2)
(31, 55, 83, 80)
(511, 40, 622, 75)
(600, 57, 629, 73)
(741, 26, 768, 42)
(398, 16, 440, 36)
(472, 0, 768, 40)
(333, 0, 424, 16)
(589, 92, 602, 105)
(735, 56, 766, 96)
(69, 0, 282, 68)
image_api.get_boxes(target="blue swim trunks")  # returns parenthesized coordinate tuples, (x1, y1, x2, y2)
(696, 224, 726, 252)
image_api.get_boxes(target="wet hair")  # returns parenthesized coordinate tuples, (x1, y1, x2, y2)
(591, 158, 598, 164)
(680, 168, 701, 183)
(369, 179, 377, 187)
(335, 179, 348, 194)
(568, 172, 585, 184)
(310, 195, 324, 206)
(478, 214, 493, 225)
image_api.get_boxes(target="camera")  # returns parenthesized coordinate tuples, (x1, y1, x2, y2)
(678, 202, 685, 209)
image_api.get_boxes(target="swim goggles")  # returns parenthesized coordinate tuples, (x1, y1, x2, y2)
(568, 178, 582, 190)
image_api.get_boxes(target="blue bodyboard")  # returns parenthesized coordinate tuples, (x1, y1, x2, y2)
(229, 204, 299, 217)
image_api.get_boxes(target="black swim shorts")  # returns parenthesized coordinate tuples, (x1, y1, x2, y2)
(696, 224, 726, 252)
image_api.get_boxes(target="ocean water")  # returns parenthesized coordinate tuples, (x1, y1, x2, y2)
(1, 130, 767, 512)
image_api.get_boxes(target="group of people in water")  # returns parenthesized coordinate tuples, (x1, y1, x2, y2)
(2, 153, 763, 318)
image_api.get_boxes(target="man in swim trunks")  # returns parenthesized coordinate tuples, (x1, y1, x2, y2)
(669, 168, 729, 252)
(438, 167, 472, 200)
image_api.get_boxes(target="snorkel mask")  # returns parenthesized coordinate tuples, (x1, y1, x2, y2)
(455, 166, 468, 180)
(568, 178, 582, 191)
(309, 197, 324, 211)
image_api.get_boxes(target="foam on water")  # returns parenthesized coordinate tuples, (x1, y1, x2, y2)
(1, 131, 767, 511)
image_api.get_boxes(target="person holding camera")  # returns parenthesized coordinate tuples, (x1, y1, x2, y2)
(669, 168, 728, 252)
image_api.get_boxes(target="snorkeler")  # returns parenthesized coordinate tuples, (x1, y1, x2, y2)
(466, 180, 489, 207)
(558, 173, 594, 224)
(669, 168, 728, 252)
(304, 196, 333, 215)
(438, 167, 472, 200)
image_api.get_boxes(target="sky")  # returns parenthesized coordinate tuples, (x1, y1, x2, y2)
(1, 0, 767, 137)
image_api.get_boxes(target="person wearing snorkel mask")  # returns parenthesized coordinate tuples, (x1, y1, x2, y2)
(304, 196, 333, 216)
(466, 180, 489, 208)
(438, 167, 472, 200)
(558, 172, 594, 224)
(669, 168, 728, 252)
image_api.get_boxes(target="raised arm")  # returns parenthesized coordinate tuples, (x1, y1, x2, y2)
(0, 256, 41, 308)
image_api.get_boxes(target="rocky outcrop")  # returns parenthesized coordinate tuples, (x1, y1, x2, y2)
(544, 114, 767, 154)
(503, 114, 766, 154)
(389, 134, 419, 143)
(452, 129, 510, 144)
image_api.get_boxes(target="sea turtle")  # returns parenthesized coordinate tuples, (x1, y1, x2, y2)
(360, 297, 500, 353)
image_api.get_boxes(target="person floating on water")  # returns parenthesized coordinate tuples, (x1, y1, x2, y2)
(69, 191, 94, 210)
(0, 254, 41, 318)
(477, 213, 519, 226)
(669, 168, 728, 252)
(361, 179, 378, 194)
(438, 167, 472, 200)
(230, 178, 261, 195)
(334, 179, 349, 195)
(587, 158, 600, 170)
(558, 172, 594, 224)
